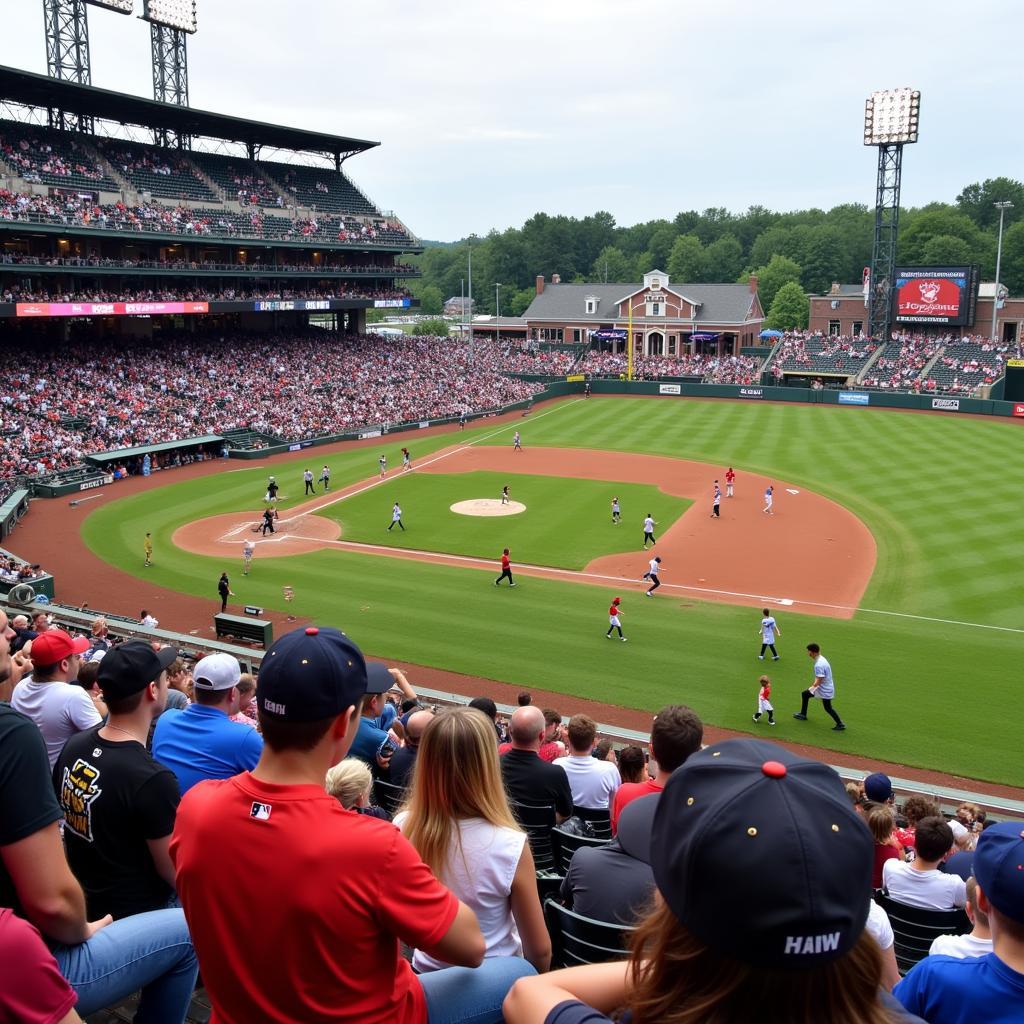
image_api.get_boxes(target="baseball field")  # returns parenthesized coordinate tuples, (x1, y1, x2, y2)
(77, 396, 1023, 787)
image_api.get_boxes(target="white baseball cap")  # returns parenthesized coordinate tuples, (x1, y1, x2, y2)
(192, 652, 242, 691)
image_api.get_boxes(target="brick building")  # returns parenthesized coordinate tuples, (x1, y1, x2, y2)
(522, 270, 765, 357)
(809, 282, 1022, 343)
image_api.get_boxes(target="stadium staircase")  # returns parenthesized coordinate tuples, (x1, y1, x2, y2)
(182, 157, 227, 204)
(919, 346, 945, 381)
(854, 344, 885, 384)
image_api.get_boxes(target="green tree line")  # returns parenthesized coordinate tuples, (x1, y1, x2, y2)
(406, 177, 1024, 331)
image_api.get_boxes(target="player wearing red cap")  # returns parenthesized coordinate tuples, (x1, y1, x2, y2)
(606, 597, 626, 641)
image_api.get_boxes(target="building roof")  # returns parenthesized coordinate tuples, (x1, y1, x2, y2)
(523, 282, 758, 324)
(0, 65, 377, 160)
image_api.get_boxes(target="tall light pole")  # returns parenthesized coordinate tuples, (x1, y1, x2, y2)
(467, 241, 473, 363)
(992, 201, 1013, 340)
(495, 282, 502, 347)
(864, 88, 921, 341)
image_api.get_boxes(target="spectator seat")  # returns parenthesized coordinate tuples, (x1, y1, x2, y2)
(544, 898, 635, 968)
(874, 891, 971, 976)
(572, 806, 613, 840)
(553, 827, 611, 874)
(372, 778, 406, 816)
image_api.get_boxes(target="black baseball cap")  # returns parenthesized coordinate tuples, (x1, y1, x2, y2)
(257, 626, 367, 722)
(98, 640, 178, 700)
(651, 738, 872, 969)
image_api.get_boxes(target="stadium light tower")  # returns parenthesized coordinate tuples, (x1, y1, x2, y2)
(142, 0, 196, 108)
(44, 1, 133, 130)
(992, 200, 1013, 340)
(864, 88, 921, 342)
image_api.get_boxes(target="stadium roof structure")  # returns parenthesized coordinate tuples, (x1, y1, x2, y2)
(0, 65, 378, 162)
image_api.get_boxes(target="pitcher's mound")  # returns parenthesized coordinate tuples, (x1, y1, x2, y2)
(450, 499, 526, 517)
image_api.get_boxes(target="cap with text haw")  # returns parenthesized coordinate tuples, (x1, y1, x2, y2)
(973, 822, 1024, 924)
(256, 626, 367, 722)
(193, 652, 242, 691)
(863, 772, 893, 803)
(651, 738, 872, 969)
(28, 628, 89, 665)
(98, 640, 178, 701)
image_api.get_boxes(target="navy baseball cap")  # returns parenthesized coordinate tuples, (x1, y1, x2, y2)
(616, 792, 660, 864)
(863, 772, 893, 803)
(257, 626, 367, 722)
(365, 662, 393, 694)
(651, 738, 872, 969)
(974, 822, 1024, 924)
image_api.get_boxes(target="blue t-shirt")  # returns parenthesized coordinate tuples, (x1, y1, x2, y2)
(152, 704, 263, 795)
(371, 703, 396, 733)
(895, 952, 1024, 1024)
(349, 717, 389, 766)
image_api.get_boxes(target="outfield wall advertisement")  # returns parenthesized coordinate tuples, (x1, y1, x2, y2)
(839, 392, 870, 405)
(893, 267, 977, 326)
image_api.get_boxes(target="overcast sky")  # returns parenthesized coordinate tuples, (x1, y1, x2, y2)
(2, 1, 1020, 240)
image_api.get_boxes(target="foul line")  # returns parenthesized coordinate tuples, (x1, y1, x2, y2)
(289, 536, 1024, 635)
(217, 399, 580, 542)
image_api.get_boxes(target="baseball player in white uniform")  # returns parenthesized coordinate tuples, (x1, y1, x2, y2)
(758, 608, 781, 660)
(388, 502, 405, 531)
(611, 497, 621, 524)
(793, 643, 846, 730)
(763, 486, 774, 515)
(642, 556, 663, 596)
(513, 431, 522, 451)
(242, 540, 255, 576)
(642, 514, 657, 549)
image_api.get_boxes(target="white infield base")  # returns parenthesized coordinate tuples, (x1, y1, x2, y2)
(450, 499, 526, 517)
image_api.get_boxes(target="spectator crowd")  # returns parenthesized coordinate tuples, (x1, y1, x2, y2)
(1, 610, 1020, 1024)
(0, 333, 546, 479)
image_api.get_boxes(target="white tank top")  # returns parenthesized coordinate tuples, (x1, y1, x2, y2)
(395, 814, 526, 972)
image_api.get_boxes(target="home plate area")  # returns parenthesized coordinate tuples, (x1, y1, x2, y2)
(450, 499, 527, 517)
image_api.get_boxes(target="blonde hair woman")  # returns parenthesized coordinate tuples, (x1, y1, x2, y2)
(397, 707, 551, 974)
(325, 758, 390, 821)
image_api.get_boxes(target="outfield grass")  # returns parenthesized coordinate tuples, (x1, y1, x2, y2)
(328, 471, 689, 569)
(82, 398, 1024, 785)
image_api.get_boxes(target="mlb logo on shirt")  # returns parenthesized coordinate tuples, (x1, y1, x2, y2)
(250, 802, 272, 821)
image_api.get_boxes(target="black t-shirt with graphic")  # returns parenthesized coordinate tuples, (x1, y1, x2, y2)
(0, 704, 64, 918)
(53, 725, 180, 921)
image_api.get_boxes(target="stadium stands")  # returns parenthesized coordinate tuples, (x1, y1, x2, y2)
(861, 337, 943, 391)
(767, 331, 878, 377)
(261, 158, 377, 216)
(0, 334, 545, 479)
(0, 120, 117, 191)
(186, 151, 288, 208)
(578, 349, 762, 383)
(96, 137, 218, 203)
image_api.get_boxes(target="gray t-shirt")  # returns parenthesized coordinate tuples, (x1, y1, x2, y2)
(813, 655, 836, 699)
(11, 678, 103, 768)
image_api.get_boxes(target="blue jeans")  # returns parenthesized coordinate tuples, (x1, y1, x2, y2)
(420, 956, 537, 1024)
(52, 908, 198, 1022)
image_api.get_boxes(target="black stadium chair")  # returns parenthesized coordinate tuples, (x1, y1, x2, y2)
(510, 801, 561, 873)
(572, 805, 613, 840)
(372, 778, 406, 817)
(544, 899, 635, 968)
(874, 891, 971, 975)
(553, 826, 611, 874)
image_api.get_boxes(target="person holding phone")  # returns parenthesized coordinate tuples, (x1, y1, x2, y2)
(349, 662, 402, 773)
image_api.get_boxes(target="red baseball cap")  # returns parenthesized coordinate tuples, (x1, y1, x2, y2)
(30, 628, 90, 665)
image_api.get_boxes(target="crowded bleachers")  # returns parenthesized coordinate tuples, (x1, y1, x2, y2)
(578, 349, 762, 383)
(861, 336, 943, 391)
(0, 120, 118, 191)
(0, 187, 415, 247)
(0, 252, 414, 275)
(0, 282, 410, 304)
(0, 333, 544, 479)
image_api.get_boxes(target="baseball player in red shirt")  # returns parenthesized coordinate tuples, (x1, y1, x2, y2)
(725, 467, 736, 497)
(606, 597, 626, 641)
(494, 548, 515, 587)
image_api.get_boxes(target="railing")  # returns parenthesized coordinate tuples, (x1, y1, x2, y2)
(0, 256, 418, 276)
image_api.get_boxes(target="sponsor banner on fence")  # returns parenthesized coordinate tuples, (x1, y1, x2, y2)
(659, 383, 682, 395)
(838, 391, 870, 405)
(359, 429, 382, 440)
(931, 398, 960, 411)
(1005, 358, 1024, 368)
(739, 387, 763, 398)
(418, 421, 430, 429)
(566, 374, 586, 382)
(79, 475, 113, 491)
(1014, 403, 1024, 417)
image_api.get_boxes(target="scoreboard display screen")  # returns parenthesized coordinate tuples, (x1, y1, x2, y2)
(893, 267, 977, 326)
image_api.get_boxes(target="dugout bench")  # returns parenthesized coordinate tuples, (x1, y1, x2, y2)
(214, 613, 273, 649)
